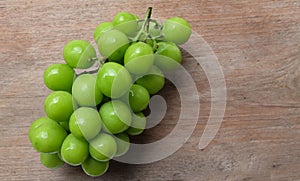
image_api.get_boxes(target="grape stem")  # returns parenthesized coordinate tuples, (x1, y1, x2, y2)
(133, 7, 152, 42)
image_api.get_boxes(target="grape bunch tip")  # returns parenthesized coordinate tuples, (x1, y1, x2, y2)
(29, 7, 192, 177)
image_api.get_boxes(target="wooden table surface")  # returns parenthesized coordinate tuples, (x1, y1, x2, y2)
(1, 0, 300, 180)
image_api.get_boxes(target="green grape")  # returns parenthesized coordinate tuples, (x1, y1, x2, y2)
(124, 42, 154, 75)
(128, 84, 150, 112)
(43, 63, 75, 93)
(97, 29, 129, 63)
(96, 62, 132, 98)
(154, 42, 182, 71)
(89, 133, 117, 162)
(94, 22, 114, 41)
(99, 100, 132, 134)
(60, 134, 89, 166)
(81, 157, 109, 177)
(29, 118, 67, 153)
(28, 117, 55, 143)
(72, 74, 103, 107)
(44, 91, 74, 122)
(113, 12, 138, 36)
(126, 112, 146, 136)
(69, 107, 102, 140)
(162, 17, 191, 45)
(136, 66, 165, 94)
(40, 153, 64, 169)
(114, 133, 130, 157)
(63, 40, 97, 69)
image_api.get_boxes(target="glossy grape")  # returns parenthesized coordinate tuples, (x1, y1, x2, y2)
(60, 134, 89, 166)
(29, 118, 67, 153)
(126, 112, 146, 136)
(97, 29, 129, 63)
(99, 100, 131, 134)
(81, 157, 109, 177)
(128, 84, 150, 112)
(154, 42, 182, 71)
(63, 40, 97, 69)
(89, 133, 117, 162)
(103, 101, 132, 129)
(94, 22, 114, 41)
(28, 117, 55, 143)
(114, 133, 130, 157)
(162, 17, 191, 45)
(40, 153, 64, 169)
(136, 66, 165, 94)
(69, 107, 102, 140)
(113, 12, 138, 36)
(96, 62, 132, 98)
(44, 91, 74, 122)
(43, 64, 75, 93)
(124, 42, 154, 75)
(72, 74, 103, 107)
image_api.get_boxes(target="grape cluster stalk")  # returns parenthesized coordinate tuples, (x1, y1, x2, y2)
(28, 7, 191, 177)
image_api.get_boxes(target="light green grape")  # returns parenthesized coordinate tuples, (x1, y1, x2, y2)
(89, 133, 117, 162)
(43, 64, 75, 93)
(81, 157, 109, 177)
(96, 62, 132, 98)
(99, 100, 131, 134)
(94, 22, 114, 41)
(128, 84, 150, 112)
(162, 17, 191, 45)
(97, 29, 129, 63)
(29, 118, 67, 153)
(44, 91, 74, 122)
(124, 42, 154, 75)
(60, 134, 89, 166)
(63, 40, 97, 69)
(72, 74, 103, 107)
(69, 107, 102, 140)
(154, 41, 182, 71)
(113, 12, 138, 36)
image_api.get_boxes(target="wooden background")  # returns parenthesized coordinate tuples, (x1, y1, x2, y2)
(1, 0, 300, 180)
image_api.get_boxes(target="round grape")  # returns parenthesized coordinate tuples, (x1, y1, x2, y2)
(69, 107, 102, 140)
(43, 64, 75, 93)
(81, 157, 109, 177)
(97, 29, 129, 63)
(44, 91, 74, 122)
(154, 41, 182, 71)
(60, 134, 89, 166)
(162, 17, 191, 45)
(89, 133, 117, 162)
(99, 100, 132, 134)
(113, 12, 138, 36)
(96, 62, 132, 98)
(128, 84, 150, 112)
(29, 118, 67, 153)
(124, 42, 154, 75)
(63, 40, 97, 69)
(72, 74, 103, 107)
(94, 22, 114, 41)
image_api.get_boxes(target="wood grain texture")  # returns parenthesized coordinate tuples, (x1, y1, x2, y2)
(1, 0, 300, 180)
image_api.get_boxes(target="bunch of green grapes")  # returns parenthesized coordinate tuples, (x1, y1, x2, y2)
(28, 7, 191, 177)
